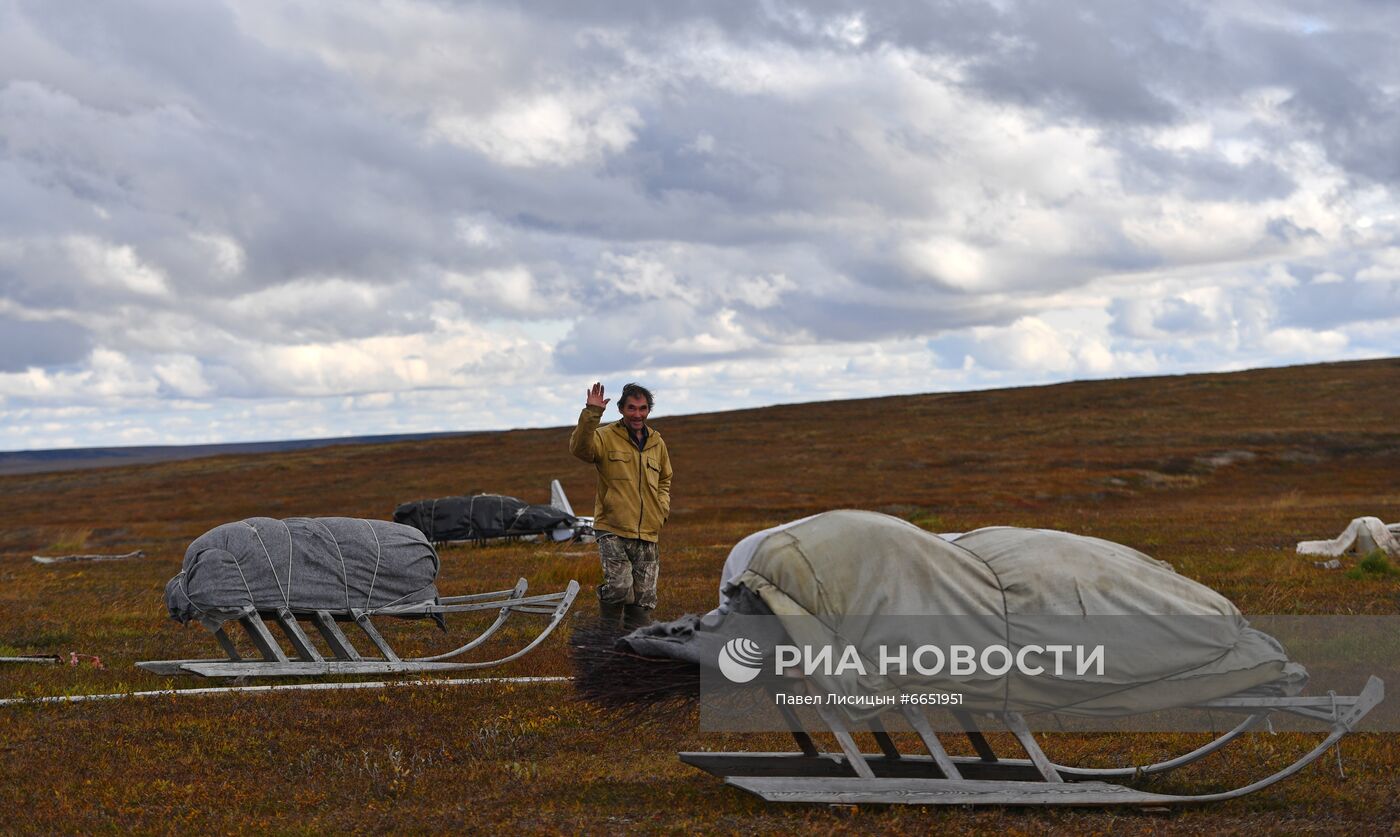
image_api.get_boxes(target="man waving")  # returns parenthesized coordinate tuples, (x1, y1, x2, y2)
(569, 381, 672, 630)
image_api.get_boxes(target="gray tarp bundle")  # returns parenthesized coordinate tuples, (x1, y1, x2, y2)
(623, 510, 1307, 718)
(393, 494, 575, 542)
(164, 517, 440, 629)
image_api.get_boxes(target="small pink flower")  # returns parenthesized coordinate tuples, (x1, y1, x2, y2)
(67, 652, 105, 669)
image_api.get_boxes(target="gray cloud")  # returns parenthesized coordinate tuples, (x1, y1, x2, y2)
(1, 0, 1398, 448)
(966, 2, 1189, 124)
(1117, 145, 1298, 203)
(1275, 276, 1400, 331)
(0, 315, 92, 371)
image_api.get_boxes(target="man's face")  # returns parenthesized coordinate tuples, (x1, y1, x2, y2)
(621, 396, 650, 431)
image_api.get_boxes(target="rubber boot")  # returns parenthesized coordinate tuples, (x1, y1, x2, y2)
(623, 604, 653, 631)
(597, 599, 625, 631)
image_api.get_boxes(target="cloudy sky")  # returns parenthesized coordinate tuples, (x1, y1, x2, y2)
(2, 0, 1398, 450)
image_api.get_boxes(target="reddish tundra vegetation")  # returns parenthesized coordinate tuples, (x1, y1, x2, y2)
(1, 358, 1397, 834)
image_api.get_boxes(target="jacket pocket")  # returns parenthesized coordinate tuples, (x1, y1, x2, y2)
(645, 458, 661, 490)
(605, 449, 633, 481)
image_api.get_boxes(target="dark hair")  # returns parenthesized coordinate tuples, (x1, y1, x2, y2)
(619, 382, 654, 410)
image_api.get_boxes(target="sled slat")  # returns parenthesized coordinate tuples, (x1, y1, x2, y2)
(813, 702, 875, 779)
(240, 612, 289, 662)
(312, 611, 361, 661)
(1005, 712, 1062, 783)
(276, 610, 323, 662)
(868, 719, 901, 761)
(354, 613, 400, 662)
(213, 628, 242, 662)
(901, 705, 962, 779)
(773, 697, 819, 758)
(952, 710, 998, 762)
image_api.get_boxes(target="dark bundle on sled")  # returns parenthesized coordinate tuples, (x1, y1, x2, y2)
(393, 493, 576, 542)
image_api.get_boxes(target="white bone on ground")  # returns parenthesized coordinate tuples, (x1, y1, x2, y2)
(1296, 517, 1400, 558)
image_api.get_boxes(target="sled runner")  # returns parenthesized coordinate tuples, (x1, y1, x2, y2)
(139, 577, 579, 678)
(681, 675, 1383, 807)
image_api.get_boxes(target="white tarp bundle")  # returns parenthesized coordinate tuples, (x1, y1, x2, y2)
(1296, 516, 1400, 558)
(684, 510, 1306, 717)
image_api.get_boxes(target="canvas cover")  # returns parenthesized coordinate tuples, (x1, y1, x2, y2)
(625, 510, 1306, 718)
(393, 494, 576, 542)
(164, 517, 440, 629)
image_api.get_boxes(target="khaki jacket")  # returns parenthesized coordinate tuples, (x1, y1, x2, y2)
(569, 406, 672, 542)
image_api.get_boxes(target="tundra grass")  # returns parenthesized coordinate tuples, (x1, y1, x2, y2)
(1, 358, 1398, 834)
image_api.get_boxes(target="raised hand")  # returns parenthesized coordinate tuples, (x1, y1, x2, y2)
(586, 382, 610, 409)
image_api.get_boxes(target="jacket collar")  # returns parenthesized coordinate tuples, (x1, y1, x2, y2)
(610, 419, 657, 450)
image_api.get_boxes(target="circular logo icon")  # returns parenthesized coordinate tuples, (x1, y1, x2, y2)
(717, 637, 764, 683)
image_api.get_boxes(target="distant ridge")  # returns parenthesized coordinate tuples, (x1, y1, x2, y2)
(4, 357, 1394, 478)
(0, 431, 477, 477)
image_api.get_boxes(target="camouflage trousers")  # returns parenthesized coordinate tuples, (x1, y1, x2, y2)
(596, 534, 659, 609)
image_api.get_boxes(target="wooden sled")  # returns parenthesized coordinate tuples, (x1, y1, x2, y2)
(681, 675, 1384, 807)
(138, 578, 579, 678)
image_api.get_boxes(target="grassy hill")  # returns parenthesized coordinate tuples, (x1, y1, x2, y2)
(1, 358, 1397, 833)
(0, 430, 477, 476)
